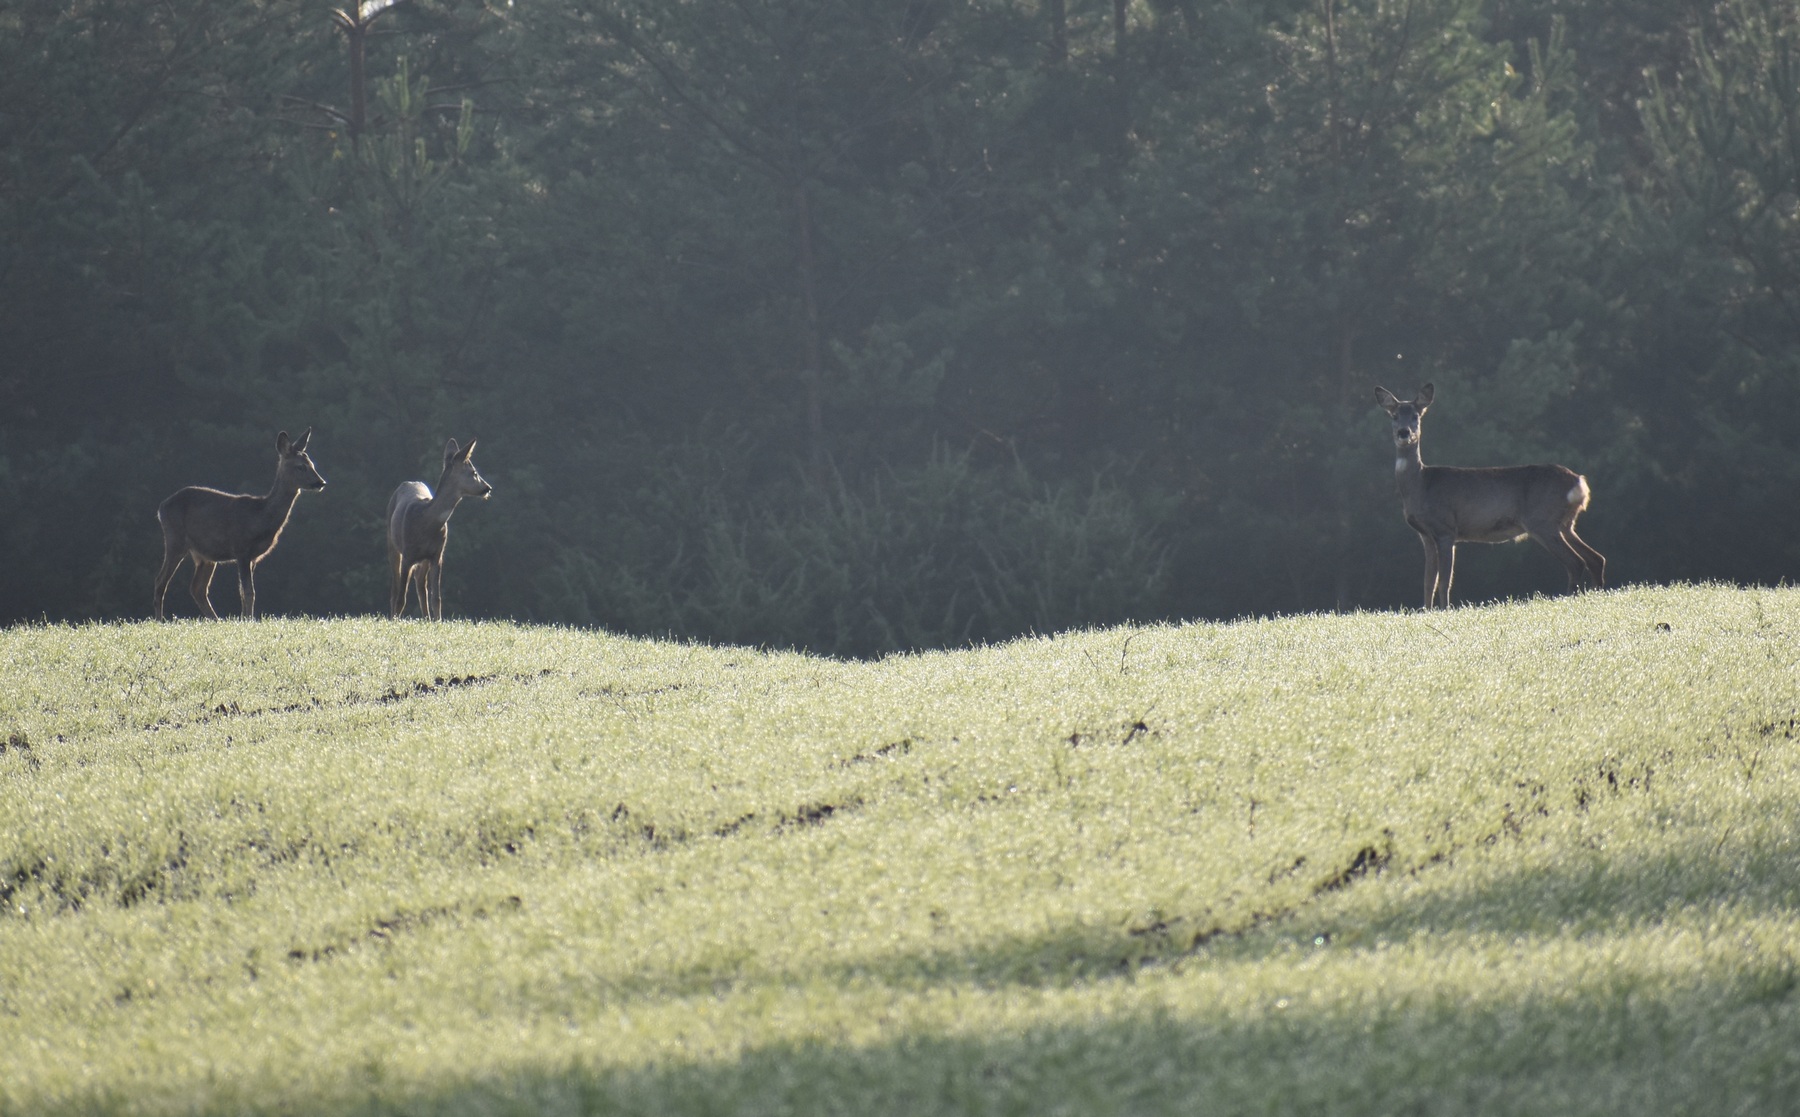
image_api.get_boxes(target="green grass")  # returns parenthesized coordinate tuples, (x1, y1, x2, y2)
(3, 583, 1798, 1115)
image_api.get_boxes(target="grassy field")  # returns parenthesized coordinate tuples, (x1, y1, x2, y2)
(3, 583, 1798, 1115)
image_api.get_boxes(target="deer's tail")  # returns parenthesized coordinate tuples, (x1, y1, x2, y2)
(1566, 475, 1591, 513)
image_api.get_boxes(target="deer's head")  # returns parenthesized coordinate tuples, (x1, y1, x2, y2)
(441, 438, 493, 501)
(276, 428, 327, 491)
(1376, 383, 1434, 450)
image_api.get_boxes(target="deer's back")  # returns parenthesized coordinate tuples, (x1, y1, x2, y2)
(158, 486, 277, 562)
(387, 482, 438, 559)
(1418, 463, 1585, 542)
(158, 484, 234, 518)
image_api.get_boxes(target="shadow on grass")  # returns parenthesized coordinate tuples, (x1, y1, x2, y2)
(480, 980, 1791, 1117)
(525, 822, 1800, 1005)
(19, 828, 1800, 1117)
(46, 970, 1799, 1117)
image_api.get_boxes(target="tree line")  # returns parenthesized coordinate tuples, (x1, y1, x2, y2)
(3, 0, 1797, 654)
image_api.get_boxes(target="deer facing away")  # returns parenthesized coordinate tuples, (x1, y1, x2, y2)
(387, 437, 492, 619)
(153, 428, 327, 620)
(1376, 384, 1604, 609)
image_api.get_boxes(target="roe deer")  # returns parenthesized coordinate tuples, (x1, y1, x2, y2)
(153, 428, 328, 620)
(1375, 383, 1604, 609)
(387, 437, 492, 619)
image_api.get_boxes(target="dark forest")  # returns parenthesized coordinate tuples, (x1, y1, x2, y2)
(3, 0, 1797, 653)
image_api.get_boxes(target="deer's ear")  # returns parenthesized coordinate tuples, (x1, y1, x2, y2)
(460, 439, 476, 461)
(1375, 386, 1402, 414)
(443, 437, 461, 462)
(293, 427, 312, 452)
(1416, 383, 1435, 409)
(276, 431, 291, 454)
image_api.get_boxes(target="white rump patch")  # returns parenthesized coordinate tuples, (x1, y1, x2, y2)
(1567, 476, 1590, 507)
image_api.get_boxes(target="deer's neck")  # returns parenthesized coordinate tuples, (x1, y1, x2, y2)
(244, 475, 307, 554)
(261, 476, 306, 528)
(1394, 442, 1427, 503)
(423, 480, 466, 528)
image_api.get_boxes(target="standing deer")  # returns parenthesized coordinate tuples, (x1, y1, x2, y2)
(1376, 384, 1604, 609)
(153, 428, 328, 620)
(387, 437, 492, 619)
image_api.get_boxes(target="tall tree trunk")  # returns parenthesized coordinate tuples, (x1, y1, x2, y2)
(1323, 0, 1340, 159)
(335, 12, 369, 139)
(1333, 319, 1359, 610)
(793, 177, 826, 476)
(1110, 0, 1132, 145)
(1335, 317, 1359, 414)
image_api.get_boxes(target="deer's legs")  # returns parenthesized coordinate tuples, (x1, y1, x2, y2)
(189, 560, 220, 619)
(237, 562, 257, 620)
(1418, 534, 1438, 609)
(1530, 530, 1593, 593)
(390, 551, 409, 618)
(153, 552, 184, 621)
(1433, 537, 1457, 609)
(429, 561, 446, 621)
(1565, 530, 1606, 589)
(416, 559, 438, 621)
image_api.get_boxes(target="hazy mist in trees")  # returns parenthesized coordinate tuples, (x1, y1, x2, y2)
(3, 0, 1797, 654)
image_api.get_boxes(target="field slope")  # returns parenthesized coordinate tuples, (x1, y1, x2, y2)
(3, 584, 1799, 1115)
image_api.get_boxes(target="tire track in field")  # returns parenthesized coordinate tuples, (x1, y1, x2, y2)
(282, 895, 525, 966)
(137, 667, 562, 734)
(1126, 748, 1689, 966)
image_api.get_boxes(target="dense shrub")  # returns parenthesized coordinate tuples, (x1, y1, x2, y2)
(542, 447, 1169, 657)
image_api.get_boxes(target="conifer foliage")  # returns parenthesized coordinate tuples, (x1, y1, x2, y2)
(0, 1, 1790, 650)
